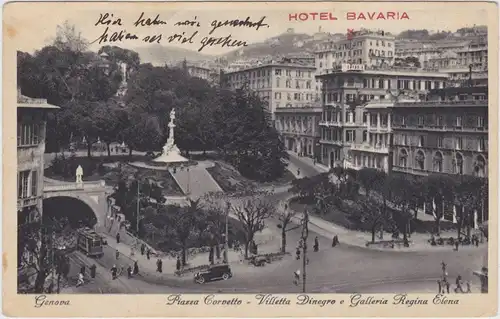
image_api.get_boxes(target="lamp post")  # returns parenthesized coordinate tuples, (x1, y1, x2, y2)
(224, 201, 230, 263)
(136, 176, 140, 234)
(301, 210, 309, 293)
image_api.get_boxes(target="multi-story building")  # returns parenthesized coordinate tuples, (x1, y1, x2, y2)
(17, 88, 59, 265)
(456, 37, 488, 69)
(443, 67, 488, 87)
(391, 86, 488, 178)
(223, 63, 317, 120)
(274, 105, 322, 158)
(316, 29, 396, 74)
(316, 64, 448, 170)
(394, 41, 441, 68)
(427, 51, 459, 69)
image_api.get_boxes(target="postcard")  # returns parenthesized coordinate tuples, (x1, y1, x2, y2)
(3, 1, 498, 317)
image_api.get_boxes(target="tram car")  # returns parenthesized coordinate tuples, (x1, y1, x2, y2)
(77, 228, 104, 257)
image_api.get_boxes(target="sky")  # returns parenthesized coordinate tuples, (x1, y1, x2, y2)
(4, 1, 492, 56)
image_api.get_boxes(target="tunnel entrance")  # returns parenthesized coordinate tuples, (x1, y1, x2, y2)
(43, 196, 98, 229)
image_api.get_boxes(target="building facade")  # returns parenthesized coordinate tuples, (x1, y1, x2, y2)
(391, 86, 488, 178)
(274, 106, 322, 158)
(316, 29, 396, 74)
(316, 64, 448, 170)
(17, 88, 59, 266)
(223, 63, 317, 120)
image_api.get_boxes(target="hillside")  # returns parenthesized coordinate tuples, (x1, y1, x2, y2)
(134, 44, 213, 66)
(220, 31, 325, 62)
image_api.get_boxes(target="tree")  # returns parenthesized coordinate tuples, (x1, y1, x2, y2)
(164, 199, 203, 266)
(120, 110, 163, 155)
(93, 100, 125, 156)
(454, 175, 482, 238)
(389, 174, 417, 239)
(18, 217, 68, 293)
(52, 20, 89, 53)
(357, 168, 385, 198)
(232, 195, 274, 258)
(422, 174, 456, 235)
(203, 192, 230, 260)
(275, 202, 297, 253)
(356, 198, 387, 243)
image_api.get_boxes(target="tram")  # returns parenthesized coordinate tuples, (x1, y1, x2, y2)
(76, 228, 104, 258)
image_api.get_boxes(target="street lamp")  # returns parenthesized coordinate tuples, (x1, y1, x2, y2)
(224, 201, 230, 263)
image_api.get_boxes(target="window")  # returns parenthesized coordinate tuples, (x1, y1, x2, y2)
(433, 152, 443, 172)
(275, 69, 282, 75)
(418, 115, 424, 126)
(363, 131, 368, 142)
(346, 130, 354, 142)
(477, 116, 485, 128)
(276, 78, 280, 87)
(286, 80, 291, 88)
(418, 135, 425, 147)
(479, 137, 487, 151)
(401, 116, 406, 126)
(275, 92, 281, 99)
(456, 116, 463, 127)
(362, 112, 367, 124)
(454, 153, 464, 175)
(415, 151, 425, 170)
(18, 170, 30, 199)
(399, 149, 408, 167)
(363, 79, 368, 88)
(436, 115, 444, 127)
(17, 123, 40, 146)
(437, 136, 444, 148)
(456, 137, 463, 150)
(402, 134, 408, 146)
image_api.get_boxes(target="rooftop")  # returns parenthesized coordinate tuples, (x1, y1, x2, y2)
(316, 65, 447, 78)
(17, 90, 59, 109)
(224, 62, 315, 74)
(392, 99, 488, 108)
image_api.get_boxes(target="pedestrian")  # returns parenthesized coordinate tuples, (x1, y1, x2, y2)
(127, 266, 132, 278)
(455, 275, 463, 293)
(296, 247, 301, 260)
(157, 259, 163, 273)
(133, 261, 139, 275)
(131, 247, 135, 257)
(297, 168, 301, 177)
(80, 265, 86, 276)
(445, 280, 450, 294)
(146, 248, 151, 260)
(437, 280, 442, 294)
(314, 236, 319, 252)
(111, 265, 117, 280)
(116, 232, 120, 244)
(176, 256, 181, 271)
(455, 239, 459, 251)
(209, 248, 214, 265)
(90, 264, 96, 279)
(141, 243, 145, 255)
(77, 272, 85, 287)
(115, 249, 120, 260)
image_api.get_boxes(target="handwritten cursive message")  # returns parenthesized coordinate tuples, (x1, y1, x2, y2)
(91, 12, 270, 52)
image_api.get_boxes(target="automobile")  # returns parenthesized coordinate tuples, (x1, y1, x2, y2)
(250, 256, 267, 267)
(194, 264, 232, 284)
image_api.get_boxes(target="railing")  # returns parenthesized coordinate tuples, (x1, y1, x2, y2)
(43, 180, 106, 192)
(319, 139, 343, 146)
(395, 100, 488, 107)
(350, 143, 389, 153)
(17, 197, 38, 208)
(319, 121, 342, 127)
(368, 125, 391, 132)
(393, 125, 488, 133)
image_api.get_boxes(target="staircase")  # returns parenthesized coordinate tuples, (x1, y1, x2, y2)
(171, 166, 222, 199)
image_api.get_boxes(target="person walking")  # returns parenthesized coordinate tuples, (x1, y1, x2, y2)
(141, 244, 145, 255)
(133, 261, 139, 275)
(157, 259, 163, 273)
(314, 236, 319, 252)
(296, 247, 301, 260)
(111, 265, 118, 280)
(116, 232, 120, 244)
(76, 272, 85, 287)
(176, 256, 181, 272)
(127, 266, 133, 278)
(115, 249, 120, 260)
(437, 280, 442, 294)
(297, 168, 301, 177)
(90, 264, 96, 279)
(146, 248, 151, 260)
(80, 265, 86, 277)
(445, 280, 450, 294)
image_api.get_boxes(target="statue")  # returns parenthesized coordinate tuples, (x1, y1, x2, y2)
(76, 165, 83, 184)
(153, 108, 188, 164)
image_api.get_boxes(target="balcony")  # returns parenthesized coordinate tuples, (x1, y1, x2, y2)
(350, 143, 389, 154)
(367, 125, 392, 133)
(17, 197, 39, 209)
(319, 121, 342, 127)
(392, 166, 432, 176)
(393, 125, 488, 133)
(319, 139, 343, 146)
(345, 122, 366, 128)
(394, 100, 488, 108)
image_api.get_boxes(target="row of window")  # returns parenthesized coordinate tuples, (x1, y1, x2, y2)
(397, 150, 486, 177)
(227, 69, 314, 82)
(396, 134, 487, 151)
(18, 170, 38, 199)
(397, 114, 486, 128)
(17, 123, 40, 147)
(274, 92, 317, 101)
(318, 39, 393, 54)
